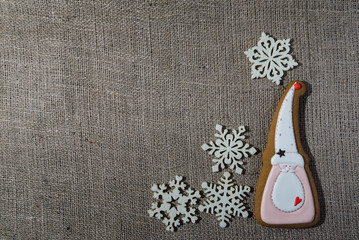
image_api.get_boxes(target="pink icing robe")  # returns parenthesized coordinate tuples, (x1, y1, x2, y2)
(261, 165, 315, 224)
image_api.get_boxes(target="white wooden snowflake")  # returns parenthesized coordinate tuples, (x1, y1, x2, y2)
(201, 124, 257, 174)
(244, 32, 298, 85)
(199, 172, 251, 228)
(148, 176, 201, 231)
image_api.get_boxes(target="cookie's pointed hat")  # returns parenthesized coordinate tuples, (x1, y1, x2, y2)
(271, 82, 304, 167)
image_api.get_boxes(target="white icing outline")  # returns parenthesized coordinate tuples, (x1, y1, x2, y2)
(270, 170, 305, 213)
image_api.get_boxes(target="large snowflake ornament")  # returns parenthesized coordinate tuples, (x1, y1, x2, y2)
(199, 172, 251, 228)
(202, 124, 257, 174)
(244, 32, 298, 85)
(148, 176, 201, 231)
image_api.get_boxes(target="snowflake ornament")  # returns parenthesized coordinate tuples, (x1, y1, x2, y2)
(202, 124, 257, 174)
(148, 176, 201, 231)
(199, 172, 251, 228)
(244, 32, 298, 85)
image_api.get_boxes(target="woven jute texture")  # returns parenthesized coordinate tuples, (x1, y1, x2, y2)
(0, 0, 358, 239)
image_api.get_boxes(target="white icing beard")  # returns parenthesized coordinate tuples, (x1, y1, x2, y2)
(272, 168, 304, 212)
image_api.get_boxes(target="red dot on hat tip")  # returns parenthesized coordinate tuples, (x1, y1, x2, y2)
(294, 83, 301, 90)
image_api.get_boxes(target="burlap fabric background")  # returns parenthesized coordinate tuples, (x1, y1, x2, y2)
(0, 0, 358, 239)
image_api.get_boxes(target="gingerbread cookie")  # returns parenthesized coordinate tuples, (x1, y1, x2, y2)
(255, 81, 320, 228)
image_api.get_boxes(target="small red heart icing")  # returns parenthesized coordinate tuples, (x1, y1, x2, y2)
(294, 196, 302, 206)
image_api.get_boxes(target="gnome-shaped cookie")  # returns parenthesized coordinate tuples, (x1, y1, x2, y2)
(255, 81, 320, 228)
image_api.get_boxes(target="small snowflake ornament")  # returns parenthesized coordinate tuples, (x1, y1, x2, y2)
(244, 32, 298, 85)
(148, 176, 201, 231)
(199, 172, 251, 228)
(202, 124, 257, 174)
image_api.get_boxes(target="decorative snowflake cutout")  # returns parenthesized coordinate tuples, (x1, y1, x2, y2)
(244, 32, 298, 85)
(201, 124, 257, 174)
(148, 176, 201, 231)
(199, 172, 251, 228)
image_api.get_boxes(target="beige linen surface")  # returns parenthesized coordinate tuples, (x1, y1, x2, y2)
(0, 0, 358, 239)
